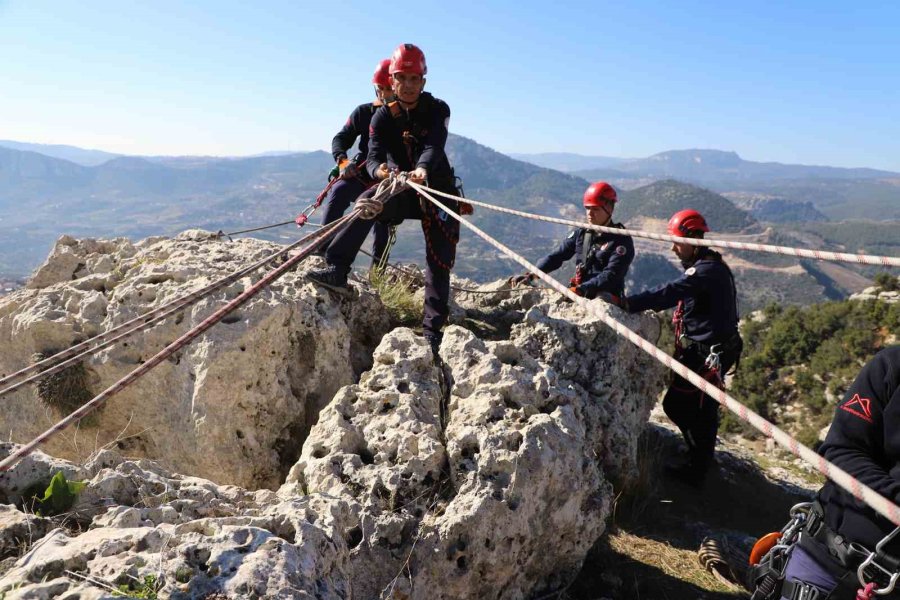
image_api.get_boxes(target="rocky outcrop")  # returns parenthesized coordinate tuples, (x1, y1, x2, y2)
(851, 286, 900, 304)
(0, 259, 665, 599)
(0, 231, 392, 489)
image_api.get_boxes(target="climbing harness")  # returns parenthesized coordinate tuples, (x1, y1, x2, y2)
(750, 502, 900, 599)
(748, 502, 813, 599)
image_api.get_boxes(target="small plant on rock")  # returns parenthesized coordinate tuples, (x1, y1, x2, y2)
(25, 471, 87, 517)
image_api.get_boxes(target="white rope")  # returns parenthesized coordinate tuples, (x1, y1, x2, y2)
(408, 179, 900, 527)
(416, 185, 900, 268)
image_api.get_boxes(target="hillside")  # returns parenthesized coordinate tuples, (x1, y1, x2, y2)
(0, 139, 884, 312)
(575, 149, 898, 183)
(617, 179, 758, 233)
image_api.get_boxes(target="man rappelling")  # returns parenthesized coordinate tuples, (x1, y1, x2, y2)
(306, 43, 462, 355)
(605, 209, 743, 486)
(510, 181, 634, 301)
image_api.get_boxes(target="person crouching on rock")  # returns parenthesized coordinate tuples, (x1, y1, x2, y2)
(306, 43, 462, 356)
(509, 181, 634, 302)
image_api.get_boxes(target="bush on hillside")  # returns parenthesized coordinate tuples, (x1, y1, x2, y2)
(721, 298, 900, 443)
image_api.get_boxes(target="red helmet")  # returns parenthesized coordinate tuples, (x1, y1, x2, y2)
(667, 209, 710, 237)
(583, 181, 617, 208)
(372, 59, 391, 87)
(389, 43, 427, 76)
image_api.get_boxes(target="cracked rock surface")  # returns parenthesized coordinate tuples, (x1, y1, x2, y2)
(0, 231, 392, 489)
(0, 233, 665, 599)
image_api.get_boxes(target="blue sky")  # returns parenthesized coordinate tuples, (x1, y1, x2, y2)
(1, 0, 898, 170)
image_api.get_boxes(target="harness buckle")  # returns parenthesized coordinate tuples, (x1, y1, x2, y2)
(790, 581, 822, 600)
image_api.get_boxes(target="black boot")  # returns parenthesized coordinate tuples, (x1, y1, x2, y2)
(306, 265, 352, 297)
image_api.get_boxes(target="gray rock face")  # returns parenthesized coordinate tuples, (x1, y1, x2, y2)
(0, 451, 353, 600)
(0, 231, 391, 489)
(0, 233, 666, 599)
(284, 293, 664, 599)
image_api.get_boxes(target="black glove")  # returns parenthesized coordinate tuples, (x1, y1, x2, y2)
(339, 162, 359, 180)
(597, 292, 627, 310)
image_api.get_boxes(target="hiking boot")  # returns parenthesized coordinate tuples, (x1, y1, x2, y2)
(424, 331, 442, 356)
(306, 265, 352, 298)
(664, 461, 709, 488)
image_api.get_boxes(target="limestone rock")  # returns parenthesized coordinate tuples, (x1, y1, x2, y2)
(0, 445, 84, 506)
(0, 232, 392, 489)
(285, 292, 664, 599)
(1, 230, 668, 599)
(0, 454, 352, 599)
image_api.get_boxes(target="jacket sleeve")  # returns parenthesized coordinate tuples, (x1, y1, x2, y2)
(819, 347, 900, 503)
(332, 105, 362, 162)
(366, 108, 388, 180)
(417, 100, 450, 173)
(535, 231, 577, 274)
(580, 238, 635, 296)
(626, 267, 705, 313)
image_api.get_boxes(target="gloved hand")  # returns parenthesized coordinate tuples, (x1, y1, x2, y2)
(339, 162, 359, 180)
(355, 196, 384, 220)
(408, 167, 428, 184)
(509, 272, 535, 287)
(459, 201, 474, 216)
(328, 164, 340, 182)
(569, 285, 582, 297)
(597, 292, 627, 309)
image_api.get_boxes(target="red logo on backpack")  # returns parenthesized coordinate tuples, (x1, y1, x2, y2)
(840, 393, 873, 423)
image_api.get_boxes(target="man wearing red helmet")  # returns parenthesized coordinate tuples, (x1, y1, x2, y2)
(308, 43, 462, 355)
(612, 209, 742, 485)
(511, 181, 634, 301)
(317, 58, 395, 264)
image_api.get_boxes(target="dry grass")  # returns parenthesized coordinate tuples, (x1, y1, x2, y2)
(367, 267, 423, 326)
(33, 352, 96, 426)
(608, 531, 740, 594)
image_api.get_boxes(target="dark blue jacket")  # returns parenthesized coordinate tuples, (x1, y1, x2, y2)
(536, 225, 634, 298)
(331, 101, 381, 166)
(626, 248, 739, 343)
(366, 92, 453, 184)
(818, 346, 900, 550)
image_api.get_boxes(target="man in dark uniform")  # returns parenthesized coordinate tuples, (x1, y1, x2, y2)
(307, 43, 462, 354)
(754, 346, 900, 599)
(510, 181, 634, 300)
(607, 209, 742, 485)
(317, 58, 394, 264)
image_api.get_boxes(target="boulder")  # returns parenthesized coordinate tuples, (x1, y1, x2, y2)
(0, 232, 392, 489)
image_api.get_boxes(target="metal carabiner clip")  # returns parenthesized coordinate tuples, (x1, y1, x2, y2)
(857, 527, 900, 595)
(704, 344, 722, 374)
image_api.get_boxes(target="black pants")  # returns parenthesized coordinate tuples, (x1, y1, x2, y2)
(324, 184, 460, 336)
(663, 339, 741, 471)
(320, 177, 391, 267)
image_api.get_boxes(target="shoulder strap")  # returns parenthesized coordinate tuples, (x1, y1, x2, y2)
(581, 230, 594, 265)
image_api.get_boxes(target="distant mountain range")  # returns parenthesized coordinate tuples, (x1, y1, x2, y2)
(508, 152, 626, 172)
(515, 148, 899, 181)
(0, 140, 123, 167)
(1, 137, 893, 310)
